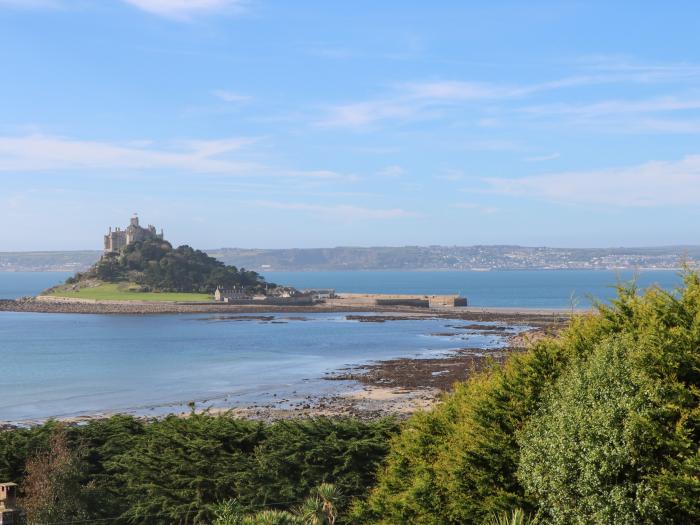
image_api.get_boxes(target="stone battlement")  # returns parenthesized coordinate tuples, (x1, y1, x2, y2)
(104, 214, 163, 253)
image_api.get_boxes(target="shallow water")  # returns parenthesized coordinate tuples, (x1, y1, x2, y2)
(0, 311, 520, 423)
(0, 269, 683, 423)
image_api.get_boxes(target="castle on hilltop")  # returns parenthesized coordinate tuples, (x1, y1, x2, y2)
(104, 214, 164, 253)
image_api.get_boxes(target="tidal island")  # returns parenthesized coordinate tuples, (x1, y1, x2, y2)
(1, 215, 483, 315)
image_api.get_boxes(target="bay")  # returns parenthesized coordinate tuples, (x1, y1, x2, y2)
(0, 269, 684, 307)
(0, 269, 686, 423)
(0, 311, 515, 423)
(263, 269, 683, 308)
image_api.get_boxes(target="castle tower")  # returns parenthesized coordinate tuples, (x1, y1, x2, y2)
(104, 215, 162, 253)
(0, 483, 18, 525)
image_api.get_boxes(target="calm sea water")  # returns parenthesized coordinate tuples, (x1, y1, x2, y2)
(0, 311, 517, 422)
(0, 271, 73, 300)
(0, 269, 685, 423)
(263, 269, 683, 308)
(0, 269, 683, 307)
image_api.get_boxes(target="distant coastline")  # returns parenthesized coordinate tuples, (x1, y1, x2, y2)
(2, 244, 699, 272)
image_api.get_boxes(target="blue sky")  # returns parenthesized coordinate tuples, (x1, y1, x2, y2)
(2, 0, 700, 250)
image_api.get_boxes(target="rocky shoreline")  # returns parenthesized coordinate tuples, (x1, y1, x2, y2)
(0, 293, 573, 427)
(1, 312, 569, 428)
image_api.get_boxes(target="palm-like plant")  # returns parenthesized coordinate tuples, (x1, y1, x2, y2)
(295, 484, 340, 525)
(242, 509, 303, 525)
(483, 508, 536, 525)
(213, 485, 340, 525)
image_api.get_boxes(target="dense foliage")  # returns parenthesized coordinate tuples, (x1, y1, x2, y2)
(353, 272, 700, 524)
(68, 239, 268, 293)
(213, 483, 341, 525)
(0, 414, 398, 524)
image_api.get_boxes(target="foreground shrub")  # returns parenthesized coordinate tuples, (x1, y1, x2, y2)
(518, 283, 700, 524)
(0, 414, 397, 524)
(214, 484, 341, 525)
(351, 338, 571, 524)
(354, 272, 700, 524)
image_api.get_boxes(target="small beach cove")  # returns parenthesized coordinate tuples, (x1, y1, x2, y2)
(0, 309, 564, 427)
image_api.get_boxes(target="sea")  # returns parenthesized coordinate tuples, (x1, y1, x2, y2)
(0, 269, 685, 423)
(0, 269, 684, 306)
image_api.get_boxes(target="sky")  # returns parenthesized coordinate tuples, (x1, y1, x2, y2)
(2, 0, 700, 250)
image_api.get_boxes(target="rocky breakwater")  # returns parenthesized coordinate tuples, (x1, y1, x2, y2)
(0, 296, 408, 315)
(0, 296, 315, 314)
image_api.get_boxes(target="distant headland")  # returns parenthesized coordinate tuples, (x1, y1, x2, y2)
(1, 243, 699, 273)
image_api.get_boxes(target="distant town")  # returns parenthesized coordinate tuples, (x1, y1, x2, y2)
(2, 245, 699, 272)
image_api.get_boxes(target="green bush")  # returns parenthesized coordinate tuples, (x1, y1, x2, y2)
(354, 272, 700, 524)
(518, 281, 700, 524)
(0, 414, 397, 525)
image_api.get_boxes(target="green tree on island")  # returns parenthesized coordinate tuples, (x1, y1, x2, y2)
(68, 238, 270, 294)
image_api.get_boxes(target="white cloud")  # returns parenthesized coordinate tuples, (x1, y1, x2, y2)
(402, 81, 514, 100)
(318, 99, 423, 128)
(0, 134, 258, 174)
(434, 168, 464, 181)
(0, 134, 360, 184)
(316, 62, 700, 128)
(577, 55, 700, 82)
(454, 202, 499, 214)
(522, 95, 700, 118)
(0, 0, 60, 7)
(524, 152, 560, 162)
(484, 155, 700, 206)
(122, 0, 245, 19)
(463, 140, 525, 152)
(253, 200, 414, 220)
(281, 170, 349, 180)
(377, 165, 405, 178)
(212, 90, 251, 103)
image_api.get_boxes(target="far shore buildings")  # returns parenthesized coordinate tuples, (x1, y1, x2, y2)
(104, 214, 164, 253)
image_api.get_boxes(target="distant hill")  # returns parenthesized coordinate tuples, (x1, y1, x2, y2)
(3, 245, 700, 272)
(206, 245, 700, 272)
(0, 250, 102, 272)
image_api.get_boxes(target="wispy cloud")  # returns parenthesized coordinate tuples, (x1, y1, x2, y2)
(524, 152, 560, 162)
(453, 202, 499, 214)
(463, 139, 525, 152)
(122, 0, 246, 20)
(316, 59, 700, 129)
(577, 55, 700, 81)
(434, 168, 464, 181)
(0, 0, 247, 17)
(212, 90, 252, 103)
(0, 0, 61, 8)
(0, 134, 258, 174)
(253, 200, 415, 220)
(484, 155, 700, 206)
(522, 95, 700, 118)
(318, 99, 424, 128)
(377, 165, 405, 178)
(0, 134, 362, 185)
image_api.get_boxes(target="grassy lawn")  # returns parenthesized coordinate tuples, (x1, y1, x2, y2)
(46, 282, 213, 302)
